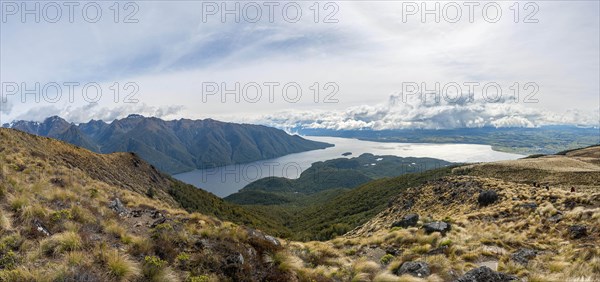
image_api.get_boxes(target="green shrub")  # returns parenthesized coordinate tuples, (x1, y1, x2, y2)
(439, 239, 452, 247)
(0, 250, 18, 269)
(380, 254, 394, 265)
(89, 188, 98, 198)
(50, 209, 73, 222)
(177, 252, 190, 262)
(143, 255, 167, 279)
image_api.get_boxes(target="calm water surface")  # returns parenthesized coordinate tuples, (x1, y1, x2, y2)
(173, 136, 523, 197)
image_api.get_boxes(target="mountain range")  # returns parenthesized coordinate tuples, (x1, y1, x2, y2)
(298, 126, 600, 155)
(3, 115, 332, 174)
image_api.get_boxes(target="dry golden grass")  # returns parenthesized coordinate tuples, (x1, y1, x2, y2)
(1, 128, 599, 281)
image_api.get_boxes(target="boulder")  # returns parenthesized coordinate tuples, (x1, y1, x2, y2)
(569, 225, 587, 239)
(510, 248, 537, 265)
(478, 190, 498, 206)
(423, 221, 451, 235)
(246, 228, 282, 253)
(457, 266, 518, 282)
(395, 261, 430, 278)
(108, 198, 128, 216)
(392, 214, 419, 228)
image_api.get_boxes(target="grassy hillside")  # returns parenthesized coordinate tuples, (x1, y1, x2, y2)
(0, 128, 296, 281)
(1, 128, 598, 281)
(0, 128, 287, 237)
(233, 166, 455, 241)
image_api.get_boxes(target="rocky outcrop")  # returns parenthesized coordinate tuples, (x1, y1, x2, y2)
(108, 197, 128, 216)
(391, 214, 419, 228)
(423, 221, 451, 235)
(395, 261, 430, 278)
(569, 225, 587, 239)
(510, 248, 537, 265)
(478, 190, 498, 206)
(457, 266, 518, 282)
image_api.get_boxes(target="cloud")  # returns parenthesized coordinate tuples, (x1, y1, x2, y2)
(1, 1, 598, 126)
(254, 94, 600, 130)
(0, 99, 13, 115)
(14, 103, 185, 123)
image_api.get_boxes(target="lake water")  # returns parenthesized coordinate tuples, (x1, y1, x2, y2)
(173, 136, 523, 197)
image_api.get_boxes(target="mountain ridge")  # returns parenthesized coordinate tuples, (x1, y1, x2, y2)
(4, 115, 333, 174)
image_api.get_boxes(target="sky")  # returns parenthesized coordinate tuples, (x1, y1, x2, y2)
(1, 1, 599, 130)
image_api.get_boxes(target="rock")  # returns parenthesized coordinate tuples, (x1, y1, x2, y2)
(149, 210, 162, 219)
(478, 190, 498, 206)
(33, 219, 51, 237)
(226, 253, 244, 265)
(547, 213, 563, 223)
(569, 225, 587, 239)
(246, 228, 282, 253)
(223, 252, 245, 277)
(510, 248, 537, 265)
(395, 261, 430, 277)
(392, 214, 419, 228)
(457, 266, 518, 282)
(423, 221, 451, 235)
(130, 210, 143, 217)
(264, 235, 280, 247)
(385, 247, 402, 256)
(108, 198, 128, 216)
(150, 217, 166, 228)
(427, 245, 448, 256)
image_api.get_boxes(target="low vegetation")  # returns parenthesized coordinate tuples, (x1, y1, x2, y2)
(1, 128, 599, 281)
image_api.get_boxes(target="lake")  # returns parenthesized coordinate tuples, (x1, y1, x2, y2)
(173, 136, 523, 197)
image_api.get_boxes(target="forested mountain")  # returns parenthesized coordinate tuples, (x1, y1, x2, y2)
(4, 115, 332, 174)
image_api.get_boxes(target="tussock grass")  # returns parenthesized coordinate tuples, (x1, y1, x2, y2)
(104, 250, 142, 281)
(0, 209, 12, 231)
(40, 231, 82, 256)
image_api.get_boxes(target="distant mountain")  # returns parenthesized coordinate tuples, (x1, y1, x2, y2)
(3, 115, 332, 174)
(298, 126, 600, 155)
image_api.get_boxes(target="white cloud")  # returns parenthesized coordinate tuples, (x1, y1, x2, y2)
(253, 94, 600, 130)
(1, 1, 598, 127)
(13, 103, 185, 124)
